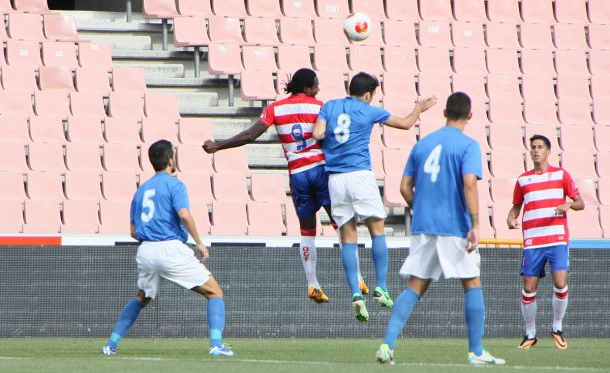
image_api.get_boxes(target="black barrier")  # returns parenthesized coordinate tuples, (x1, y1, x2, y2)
(0, 246, 608, 338)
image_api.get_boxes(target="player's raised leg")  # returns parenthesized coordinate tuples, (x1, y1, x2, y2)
(102, 290, 149, 355)
(340, 218, 368, 321)
(366, 218, 392, 308)
(192, 276, 234, 356)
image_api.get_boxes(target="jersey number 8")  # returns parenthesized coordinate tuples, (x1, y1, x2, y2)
(333, 113, 351, 143)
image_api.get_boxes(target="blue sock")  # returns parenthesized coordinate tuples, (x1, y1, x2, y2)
(107, 298, 143, 349)
(341, 243, 361, 297)
(383, 288, 420, 349)
(464, 287, 485, 356)
(371, 235, 388, 290)
(208, 297, 225, 348)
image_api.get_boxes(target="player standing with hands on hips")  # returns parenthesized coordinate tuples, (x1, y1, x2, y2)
(376, 92, 504, 365)
(507, 135, 584, 350)
(313, 72, 436, 322)
(102, 140, 234, 357)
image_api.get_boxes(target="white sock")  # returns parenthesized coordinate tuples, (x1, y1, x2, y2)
(521, 289, 537, 339)
(552, 286, 569, 332)
(300, 236, 319, 288)
(335, 228, 363, 281)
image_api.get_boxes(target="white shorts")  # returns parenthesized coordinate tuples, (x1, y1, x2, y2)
(399, 234, 481, 281)
(136, 240, 211, 299)
(328, 170, 386, 228)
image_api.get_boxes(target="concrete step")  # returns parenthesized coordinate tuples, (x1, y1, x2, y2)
(112, 61, 184, 79)
(211, 119, 279, 142)
(80, 33, 152, 50)
(65, 10, 149, 23)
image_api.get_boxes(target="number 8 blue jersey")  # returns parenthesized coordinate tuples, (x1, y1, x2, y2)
(404, 126, 482, 238)
(319, 97, 390, 173)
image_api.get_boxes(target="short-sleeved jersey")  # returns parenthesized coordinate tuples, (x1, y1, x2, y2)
(512, 166, 580, 249)
(404, 126, 482, 238)
(260, 93, 325, 174)
(130, 172, 190, 242)
(318, 97, 391, 173)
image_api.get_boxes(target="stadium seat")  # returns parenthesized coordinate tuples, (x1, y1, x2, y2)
(419, 0, 453, 21)
(588, 24, 610, 50)
(588, 0, 610, 24)
(0, 91, 35, 117)
(598, 179, 610, 205)
(570, 206, 603, 239)
(188, 200, 211, 235)
(177, 172, 214, 203)
(491, 202, 524, 240)
(573, 177, 599, 206)
(112, 67, 147, 93)
(144, 93, 180, 120)
(282, 0, 316, 17)
(368, 146, 384, 178)
(487, 74, 521, 101)
(312, 44, 348, 72)
(417, 72, 451, 98)
(102, 171, 138, 201)
(34, 91, 71, 118)
(178, 117, 213, 145)
(488, 124, 525, 150)
(176, 144, 214, 173)
(207, 43, 243, 75)
(560, 150, 597, 179)
(1, 115, 31, 144)
(0, 171, 27, 202)
(489, 150, 526, 177)
(75, 67, 111, 96)
(370, 123, 384, 149)
(102, 143, 142, 172)
(351, 0, 387, 20)
(479, 201, 496, 240)
(208, 16, 244, 44)
(555, 49, 588, 75)
(141, 117, 179, 145)
(314, 70, 347, 102)
(485, 48, 520, 75)
(26, 171, 64, 201)
(385, 0, 418, 20)
(98, 200, 130, 234)
(417, 47, 452, 73)
(453, 0, 487, 22)
(69, 92, 107, 118)
(553, 23, 588, 50)
(0, 143, 28, 172)
(65, 142, 103, 172)
(489, 176, 518, 203)
(416, 100, 448, 124)
(8, 12, 44, 41)
(240, 70, 277, 102)
(382, 20, 417, 47)
(597, 151, 610, 178)
(556, 74, 591, 100)
(42, 41, 79, 69)
(0, 0, 12, 13)
(143, 0, 179, 18)
(559, 124, 595, 152)
(382, 95, 417, 118)
(316, 0, 349, 18)
(43, 14, 79, 42)
(61, 200, 100, 234)
(247, 201, 285, 235)
(382, 45, 418, 73)
(589, 50, 610, 76)
(463, 122, 489, 150)
(520, 49, 556, 74)
(173, 16, 209, 47)
(247, 0, 282, 17)
(23, 200, 61, 234)
(523, 123, 559, 150)
(0, 200, 24, 233)
(451, 22, 485, 48)
(557, 98, 593, 125)
(1, 65, 38, 94)
(313, 18, 349, 46)
(108, 92, 145, 117)
(600, 205, 610, 238)
(593, 99, 610, 125)
(242, 46, 278, 71)
(452, 73, 487, 101)
(278, 17, 315, 46)
(348, 45, 384, 75)
(211, 0, 248, 17)
(594, 125, 610, 152)
(382, 148, 409, 176)
(14, 0, 49, 12)
(554, 0, 589, 23)
(176, 0, 212, 15)
(39, 66, 75, 92)
(78, 42, 113, 71)
(487, 0, 521, 22)
(243, 17, 280, 46)
(29, 115, 66, 143)
(382, 174, 406, 207)
(210, 201, 248, 235)
(64, 171, 103, 201)
(382, 71, 417, 100)
(276, 45, 313, 71)
(212, 146, 249, 174)
(520, 0, 555, 23)
(6, 40, 42, 68)
(418, 21, 452, 47)
(485, 22, 520, 49)
(250, 173, 287, 203)
(521, 74, 556, 102)
(27, 143, 66, 172)
(519, 23, 553, 49)
(523, 99, 559, 125)
(452, 47, 487, 74)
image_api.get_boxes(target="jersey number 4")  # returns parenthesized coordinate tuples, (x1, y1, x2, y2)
(141, 189, 156, 222)
(423, 145, 442, 182)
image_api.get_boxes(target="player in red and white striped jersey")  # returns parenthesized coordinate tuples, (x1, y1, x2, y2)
(507, 135, 584, 350)
(203, 68, 368, 303)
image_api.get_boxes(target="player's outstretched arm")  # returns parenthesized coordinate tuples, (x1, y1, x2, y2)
(506, 204, 522, 229)
(463, 174, 479, 252)
(178, 208, 209, 260)
(400, 176, 414, 208)
(313, 118, 327, 141)
(202, 120, 268, 154)
(384, 96, 438, 130)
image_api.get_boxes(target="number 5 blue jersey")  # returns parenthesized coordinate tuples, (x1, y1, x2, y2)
(404, 126, 482, 238)
(318, 97, 390, 173)
(130, 172, 190, 242)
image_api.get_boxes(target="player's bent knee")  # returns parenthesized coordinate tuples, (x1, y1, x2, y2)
(135, 290, 152, 306)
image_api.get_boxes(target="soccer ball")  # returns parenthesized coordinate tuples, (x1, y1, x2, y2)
(343, 12, 371, 42)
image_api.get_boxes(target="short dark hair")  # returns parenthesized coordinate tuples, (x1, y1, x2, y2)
(148, 139, 174, 171)
(283, 68, 317, 94)
(445, 92, 471, 120)
(349, 72, 379, 96)
(529, 134, 551, 149)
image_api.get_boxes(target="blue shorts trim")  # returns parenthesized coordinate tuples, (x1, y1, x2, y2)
(289, 166, 331, 219)
(520, 244, 569, 278)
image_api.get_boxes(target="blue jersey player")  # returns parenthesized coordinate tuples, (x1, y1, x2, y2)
(102, 140, 234, 357)
(313, 72, 436, 321)
(376, 93, 504, 365)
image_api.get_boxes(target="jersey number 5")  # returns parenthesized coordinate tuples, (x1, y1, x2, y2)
(333, 113, 351, 143)
(423, 145, 442, 182)
(141, 189, 156, 222)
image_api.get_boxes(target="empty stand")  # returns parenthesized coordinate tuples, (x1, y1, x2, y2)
(487, 0, 521, 22)
(382, 45, 418, 73)
(316, 0, 349, 18)
(75, 67, 111, 96)
(210, 201, 248, 235)
(26, 170, 64, 201)
(520, 0, 555, 23)
(554, 0, 589, 23)
(243, 17, 280, 45)
(348, 45, 384, 75)
(8, 12, 45, 41)
(103, 116, 141, 144)
(588, 24, 610, 50)
(65, 142, 103, 172)
(242, 46, 278, 71)
(98, 200, 130, 234)
(14, 0, 50, 13)
(112, 67, 147, 93)
(108, 92, 145, 117)
(417, 72, 452, 98)
(178, 172, 214, 203)
(176, 144, 215, 173)
(23, 200, 61, 234)
(485, 22, 520, 49)
(556, 74, 591, 100)
(278, 17, 315, 46)
(43, 14, 79, 42)
(488, 124, 525, 151)
(207, 43, 243, 75)
(313, 18, 349, 45)
(452, 73, 487, 102)
(418, 21, 452, 47)
(560, 150, 598, 179)
(570, 207, 603, 239)
(0, 143, 28, 172)
(598, 179, 610, 205)
(173, 16, 210, 47)
(597, 151, 610, 178)
(2, 65, 39, 93)
(29, 115, 66, 143)
(102, 143, 142, 172)
(489, 176, 518, 203)
(520, 23, 554, 49)
(452, 47, 487, 74)
(382, 71, 417, 100)
(521, 74, 556, 102)
(6, 40, 42, 67)
(555, 49, 588, 75)
(588, 0, 610, 24)
(0, 171, 27, 202)
(208, 16, 244, 44)
(520, 49, 556, 74)
(39, 66, 75, 92)
(188, 201, 211, 235)
(211, 0, 248, 17)
(419, 0, 453, 21)
(573, 178, 599, 206)
(212, 146, 249, 174)
(64, 171, 103, 201)
(240, 70, 277, 102)
(313, 43, 349, 71)
(486, 48, 520, 74)
(600, 205, 610, 238)
(144, 93, 180, 120)
(385, 0, 418, 20)
(102, 171, 138, 201)
(247, 201, 285, 235)
(277, 45, 313, 71)
(1, 116, 31, 144)
(42, 41, 79, 69)
(489, 150, 526, 177)
(27, 142, 66, 172)
(61, 200, 100, 233)
(382, 148, 409, 176)
(451, 22, 485, 48)
(590, 50, 610, 77)
(78, 42, 113, 71)
(34, 91, 71, 118)
(453, 0, 487, 22)
(249, 173, 287, 203)
(141, 117, 179, 144)
(382, 174, 406, 207)
(595, 125, 610, 152)
(247, 0, 282, 17)
(383, 20, 417, 47)
(178, 117, 213, 145)
(553, 23, 588, 50)
(417, 46, 452, 73)
(0, 201, 24, 233)
(282, 0, 316, 17)
(557, 98, 593, 125)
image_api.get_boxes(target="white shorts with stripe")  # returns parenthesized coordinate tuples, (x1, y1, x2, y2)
(136, 240, 211, 299)
(328, 170, 387, 228)
(399, 234, 481, 281)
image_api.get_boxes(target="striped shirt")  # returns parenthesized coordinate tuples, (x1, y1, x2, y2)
(512, 166, 580, 249)
(260, 94, 325, 174)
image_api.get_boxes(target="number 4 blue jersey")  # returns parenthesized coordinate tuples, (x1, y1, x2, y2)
(319, 97, 390, 173)
(130, 172, 190, 242)
(404, 126, 482, 238)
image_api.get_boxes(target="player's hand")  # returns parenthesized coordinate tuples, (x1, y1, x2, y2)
(507, 217, 520, 229)
(415, 96, 438, 113)
(555, 203, 572, 216)
(196, 243, 209, 261)
(202, 140, 219, 154)
(466, 227, 479, 253)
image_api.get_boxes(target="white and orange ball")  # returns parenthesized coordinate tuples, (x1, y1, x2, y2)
(343, 12, 371, 42)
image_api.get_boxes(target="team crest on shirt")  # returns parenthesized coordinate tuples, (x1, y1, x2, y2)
(525, 239, 533, 245)
(260, 111, 266, 119)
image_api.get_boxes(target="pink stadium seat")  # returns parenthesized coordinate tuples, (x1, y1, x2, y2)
(243, 17, 279, 46)
(463, 122, 489, 149)
(211, 0, 247, 17)
(143, 0, 179, 18)
(0, 20, 8, 43)
(187, 200, 211, 235)
(488, 124, 525, 150)
(479, 202, 496, 239)
(561, 150, 597, 179)
(369, 123, 383, 149)
(351, 0, 387, 20)
(313, 18, 349, 45)
(588, 24, 610, 50)
(416, 46, 452, 73)
(98, 200, 130, 234)
(593, 99, 610, 125)
(419, 0, 453, 21)
(453, 0, 487, 22)
(278, 17, 315, 46)
(247, 201, 285, 235)
(384, 0, 418, 20)
(212, 146, 249, 174)
(0, 91, 35, 116)
(573, 177, 599, 205)
(485, 22, 520, 49)
(556, 74, 591, 100)
(26, 171, 64, 201)
(23, 200, 61, 234)
(1, 65, 38, 94)
(34, 91, 71, 118)
(42, 41, 79, 69)
(78, 42, 113, 71)
(594, 125, 610, 151)
(382, 125, 417, 149)
(588, 0, 610, 24)
(489, 176, 518, 203)
(27, 143, 65, 172)
(178, 117, 213, 145)
(523, 98, 559, 125)
(75, 67, 111, 96)
(553, 23, 588, 50)
(559, 124, 596, 152)
(520, 49, 555, 74)
(240, 70, 277, 101)
(491, 202, 524, 240)
(14, 0, 49, 13)
(598, 179, 610, 205)
(65, 142, 103, 172)
(70, 92, 106, 118)
(102, 143, 141, 172)
(452, 47, 486, 74)
(382, 95, 417, 118)
(176, 144, 214, 173)
(8, 12, 44, 41)
(250, 173, 287, 203)
(570, 207, 603, 239)
(485, 48, 520, 75)
(557, 98, 593, 125)
(207, 43, 242, 75)
(452, 73, 487, 101)
(6, 40, 42, 68)
(521, 74, 556, 102)
(1, 115, 31, 144)
(382, 45, 418, 73)
(554, 49, 588, 75)
(43, 14, 79, 42)
(597, 151, 610, 178)
(61, 200, 100, 233)
(282, 0, 316, 17)
(141, 117, 179, 144)
(523, 123, 559, 150)
(382, 174, 406, 207)
(177, 172, 214, 203)
(66, 116, 104, 144)
(0, 0, 12, 12)
(64, 171, 103, 201)
(418, 21, 452, 47)
(489, 150, 526, 177)
(383, 20, 417, 47)
(316, 0, 349, 18)
(521, 0, 555, 23)
(242, 46, 278, 71)
(0, 143, 28, 172)
(102, 171, 138, 201)
(348, 45, 384, 75)
(382, 148, 409, 176)
(108, 92, 144, 117)
(519, 23, 553, 49)
(600, 205, 610, 238)
(39, 66, 75, 92)
(177, 0, 212, 15)
(487, 0, 521, 22)
(144, 93, 180, 119)
(276, 45, 313, 71)
(173, 16, 210, 47)
(451, 22, 485, 48)
(554, 0, 589, 23)
(382, 71, 417, 99)
(208, 16, 244, 44)
(487, 74, 521, 101)
(112, 67, 146, 93)
(0, 171, 27, 202)
(29, 115, 66, 143)
(417, 72, 451, 98)
(314, 70, 346, 102)
(247, 0, 282, 17)
(210, 201, 248, 235)
(589, 50, 610, 76)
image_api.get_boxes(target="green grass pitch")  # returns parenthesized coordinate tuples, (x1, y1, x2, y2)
(0, 338, 609, 373)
